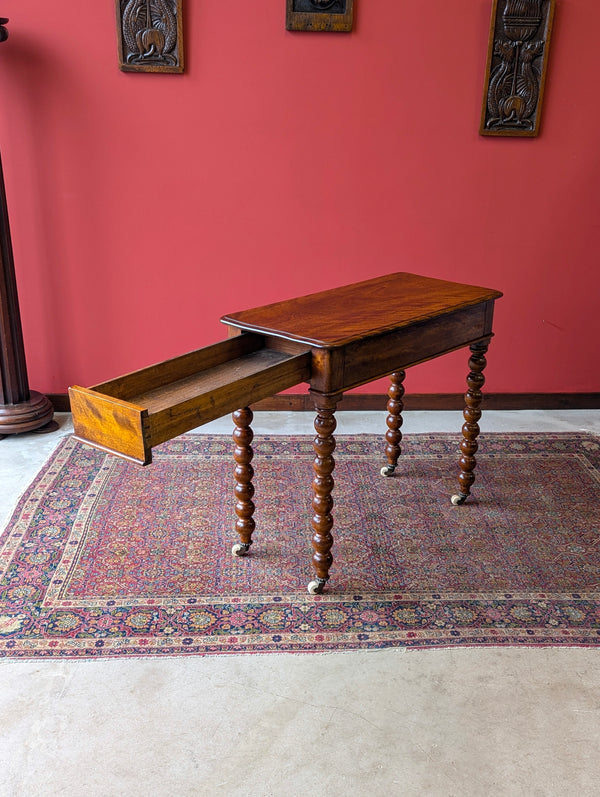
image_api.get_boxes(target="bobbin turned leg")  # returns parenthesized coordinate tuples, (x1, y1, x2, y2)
(231, 407, 256, 556)
(307, 394, 339, 595)
(380, 370, 405, 476)
(451, 341, 489, 506)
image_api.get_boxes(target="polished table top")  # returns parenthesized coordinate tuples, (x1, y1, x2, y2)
(222, 272, 503, 397)
(221, 271, 502, 349)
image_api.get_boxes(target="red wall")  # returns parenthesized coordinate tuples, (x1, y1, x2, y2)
(1, 1, 599, 396)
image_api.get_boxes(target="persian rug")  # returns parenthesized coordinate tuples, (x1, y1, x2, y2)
(1, 432, 599, 658)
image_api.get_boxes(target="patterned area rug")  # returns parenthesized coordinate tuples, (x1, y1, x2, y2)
(1, 432, 600, 658)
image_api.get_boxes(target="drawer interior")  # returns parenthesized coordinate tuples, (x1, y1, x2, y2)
(69, 334, 311, 465)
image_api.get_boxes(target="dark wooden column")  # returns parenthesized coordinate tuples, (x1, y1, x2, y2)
(0, 17, 54, 437)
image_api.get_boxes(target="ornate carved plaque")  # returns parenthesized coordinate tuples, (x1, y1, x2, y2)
(480, 0, 555, 136)
(286, 0, 354, 32)
(116, 0, 184, 73)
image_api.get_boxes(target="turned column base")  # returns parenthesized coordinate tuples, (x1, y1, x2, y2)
(0, 391, 55, 437)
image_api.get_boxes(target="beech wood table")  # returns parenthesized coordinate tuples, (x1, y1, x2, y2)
(70, 272, 502, 594)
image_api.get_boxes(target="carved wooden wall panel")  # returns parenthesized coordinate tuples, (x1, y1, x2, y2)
(286, 0, 354, 32)
(116, 0, 184, 73)
(480, 0, 555, 136)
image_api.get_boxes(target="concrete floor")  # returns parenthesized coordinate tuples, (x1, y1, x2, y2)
(1, 411, 600, 797)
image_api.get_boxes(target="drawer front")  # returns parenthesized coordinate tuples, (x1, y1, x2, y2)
(69, 386, 151, 465)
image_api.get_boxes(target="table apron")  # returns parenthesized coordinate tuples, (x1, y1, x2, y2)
(309, 301, 496, 394)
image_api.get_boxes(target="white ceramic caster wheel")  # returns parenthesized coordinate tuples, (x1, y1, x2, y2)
(380, 466, 395, 477)
(451, 494, 467, 506)
(232, 543, 250, 556)
(307, 580, 325, 595)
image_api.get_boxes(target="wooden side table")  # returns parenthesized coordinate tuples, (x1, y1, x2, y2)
(221, 272, 502, 593)
(70, 272, 502, 594)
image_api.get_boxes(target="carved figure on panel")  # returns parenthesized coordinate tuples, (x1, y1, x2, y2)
(116, 0, 184, 73)
(307, 0, 344, 10)
(286, 0, 354, 32)
(480, 0, 555, 136)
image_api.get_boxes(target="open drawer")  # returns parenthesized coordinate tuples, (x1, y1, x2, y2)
(69, 333, 311, 465)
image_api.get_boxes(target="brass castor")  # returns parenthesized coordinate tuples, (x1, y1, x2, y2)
(307, 578, 327, 595)
(232, 542, 251, 556)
